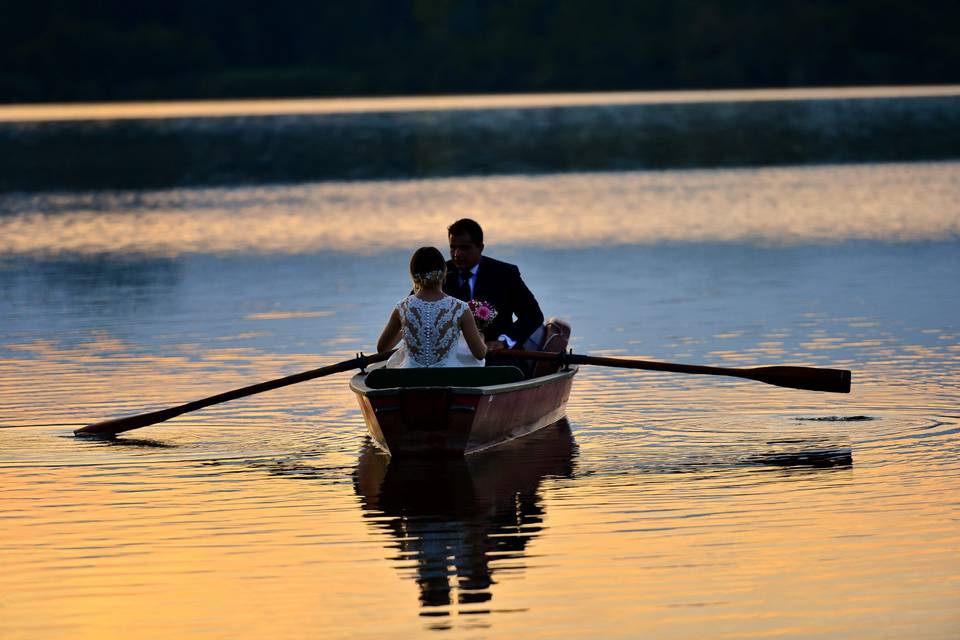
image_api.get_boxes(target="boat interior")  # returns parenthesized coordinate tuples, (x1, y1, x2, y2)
(364, 366, 525, 389)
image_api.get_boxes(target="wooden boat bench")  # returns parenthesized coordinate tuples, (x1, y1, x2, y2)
(364, 366, 524, 389)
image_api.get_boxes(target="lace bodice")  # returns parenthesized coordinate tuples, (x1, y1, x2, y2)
(396, 295, 468, 367)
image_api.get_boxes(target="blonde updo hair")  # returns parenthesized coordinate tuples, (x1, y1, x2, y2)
(410, 246, 447, 288)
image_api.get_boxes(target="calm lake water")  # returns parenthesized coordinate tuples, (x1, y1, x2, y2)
(1, 94, 959, 638)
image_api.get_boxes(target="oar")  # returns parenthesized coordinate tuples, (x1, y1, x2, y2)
(75, 351, 395, 438)
(502, 349, 851, 393)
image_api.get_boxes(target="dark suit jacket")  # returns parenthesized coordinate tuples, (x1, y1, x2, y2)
(444, 256, 544, 345)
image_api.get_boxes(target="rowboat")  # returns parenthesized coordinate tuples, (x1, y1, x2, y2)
(349, 363, 578, 456)
(75, 320, 849, 442)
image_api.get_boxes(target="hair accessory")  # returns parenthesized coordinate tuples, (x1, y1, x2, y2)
(412, 269, 444, 283)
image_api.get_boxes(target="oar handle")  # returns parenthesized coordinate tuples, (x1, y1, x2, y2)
(75, 350, 395, 438)
(501, 349, 851, 393)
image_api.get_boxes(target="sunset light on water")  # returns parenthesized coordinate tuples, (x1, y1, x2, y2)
(3, 150, 959, 636)
(7, 0, 960, 633)
(2, 85, 959, 123)
(2, 162, 958, 257)
(2, 38, 960, 635)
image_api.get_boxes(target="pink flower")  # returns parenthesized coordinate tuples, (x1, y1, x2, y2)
(468, 299, 497, 329)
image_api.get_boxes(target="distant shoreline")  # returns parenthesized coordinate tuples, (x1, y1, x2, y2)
(2, 85, 960, 123)
(2, 89, 959, 193)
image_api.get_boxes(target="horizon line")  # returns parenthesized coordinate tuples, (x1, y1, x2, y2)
(2, 84, 959, 123)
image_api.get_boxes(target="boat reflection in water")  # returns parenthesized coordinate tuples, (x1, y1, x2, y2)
(352, 417, 851, 627)
(353, 419, 577, 623)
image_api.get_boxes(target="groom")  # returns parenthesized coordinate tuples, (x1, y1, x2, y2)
(444, 218, 544, 357)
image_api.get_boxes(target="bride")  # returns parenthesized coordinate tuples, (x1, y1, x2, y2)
(377, 247, 487, 368)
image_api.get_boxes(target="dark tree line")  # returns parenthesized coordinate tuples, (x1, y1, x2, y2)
(1, 0, 957, 103)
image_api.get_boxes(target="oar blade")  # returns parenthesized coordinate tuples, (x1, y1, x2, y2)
(504, 348, 852, 393)
(749, 366, 851, 394)
(74, 351, 395, 439)
(74, 407, 184, 438)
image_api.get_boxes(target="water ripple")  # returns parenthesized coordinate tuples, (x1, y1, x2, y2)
(2, 166, 959, 638)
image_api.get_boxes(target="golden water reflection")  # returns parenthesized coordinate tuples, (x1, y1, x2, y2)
(2, 162, 959, 257)
(1, 344, 957, 638)
(2, 181, 959, 636)
(3, 86, 958, 123)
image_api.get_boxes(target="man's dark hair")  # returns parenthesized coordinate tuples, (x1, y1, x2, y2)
(447, 218, 484, 245)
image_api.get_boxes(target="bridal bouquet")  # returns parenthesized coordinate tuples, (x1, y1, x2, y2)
(468, 299, 498, 331)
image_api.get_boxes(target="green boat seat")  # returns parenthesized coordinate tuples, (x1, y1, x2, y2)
(365, 366, 524, 390)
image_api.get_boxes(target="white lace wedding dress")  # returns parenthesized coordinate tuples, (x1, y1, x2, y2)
(384, 295, 485, 368)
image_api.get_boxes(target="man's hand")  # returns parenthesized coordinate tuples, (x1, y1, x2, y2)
(486, 340, 506, 353)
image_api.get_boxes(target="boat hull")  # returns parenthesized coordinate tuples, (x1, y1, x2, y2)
(350, 366, 577, 456)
